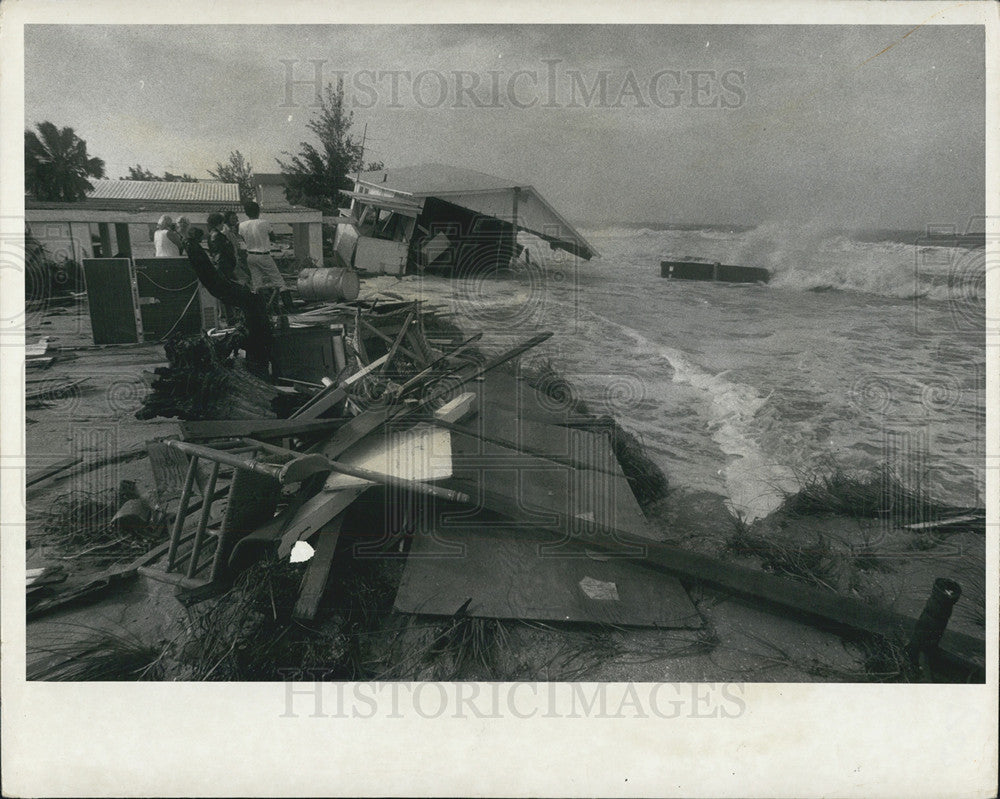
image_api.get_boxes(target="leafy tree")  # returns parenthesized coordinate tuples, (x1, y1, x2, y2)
(366, 160, 386, 172)
(163, 171, 198, 183)
(277, 80, 364, 213)
(123, 164, 157, 180)
(208, 150, 255, 204)
(25, 122, 105, 202)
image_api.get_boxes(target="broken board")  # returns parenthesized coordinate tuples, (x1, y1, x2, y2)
(395, 521, 701, 628)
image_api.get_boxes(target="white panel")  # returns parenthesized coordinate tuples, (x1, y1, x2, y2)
(354, 236, 407, 275)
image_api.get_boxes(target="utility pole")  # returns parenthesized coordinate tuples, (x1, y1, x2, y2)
(349, 123, 367, 217)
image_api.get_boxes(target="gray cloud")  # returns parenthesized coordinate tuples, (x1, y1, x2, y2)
(25, 24, 985, 230)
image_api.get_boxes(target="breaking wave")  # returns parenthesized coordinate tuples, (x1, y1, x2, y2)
(582, 221, 987, 302)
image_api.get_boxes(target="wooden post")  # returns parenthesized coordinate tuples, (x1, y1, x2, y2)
(114, 223, 131, 257)
(98, 223, 113, 258)
(907, 578, 962, 678)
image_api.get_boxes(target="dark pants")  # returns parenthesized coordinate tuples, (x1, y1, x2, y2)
(187, 242, 273, 378)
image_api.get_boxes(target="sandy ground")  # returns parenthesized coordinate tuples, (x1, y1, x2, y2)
(20, 292, 983, 683)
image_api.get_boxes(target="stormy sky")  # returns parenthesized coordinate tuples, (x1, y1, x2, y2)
(24, 24, 985, 230)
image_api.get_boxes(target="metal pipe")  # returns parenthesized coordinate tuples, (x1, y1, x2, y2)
(241, 438, 471, 504)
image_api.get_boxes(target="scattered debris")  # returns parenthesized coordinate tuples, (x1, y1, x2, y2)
(24, 290, 983, 685)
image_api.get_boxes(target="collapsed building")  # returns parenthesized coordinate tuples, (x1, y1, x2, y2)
(333, 163, 600, 275)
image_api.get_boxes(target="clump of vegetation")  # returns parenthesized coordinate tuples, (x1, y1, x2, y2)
(40, 484, 158, 565)
(29, 625, 166, 681)
(724, 515, 842, 592)
(780, 462, 972, 527)
(181, 558, 346, 681)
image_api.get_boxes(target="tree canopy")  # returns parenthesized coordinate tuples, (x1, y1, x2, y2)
(121, 164, 197, 182)
(208, 150, 255, 205)
(25, 122, 106, 202)
(277, 80, 365, 214)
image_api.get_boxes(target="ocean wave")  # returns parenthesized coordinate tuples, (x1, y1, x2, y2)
(582, 220, 987, 301)
(572, 306, 800, 521)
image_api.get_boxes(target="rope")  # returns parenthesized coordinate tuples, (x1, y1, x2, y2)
(137, 273, 198, 292)
(157, 288, 200, 342)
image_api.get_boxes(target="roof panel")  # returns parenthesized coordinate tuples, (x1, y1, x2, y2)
(87, 179, 240, 203)
(358, 163, 519, 196)
(355, 162, 599, 260)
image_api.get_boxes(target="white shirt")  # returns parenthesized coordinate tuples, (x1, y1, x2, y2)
(153, 228, 181, 257)
(239, 218, 272, 252)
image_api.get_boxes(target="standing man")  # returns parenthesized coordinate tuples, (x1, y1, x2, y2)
(184, 226, 273, 378)
(239, 201, 293, 312)
(223, 210, 251, 286)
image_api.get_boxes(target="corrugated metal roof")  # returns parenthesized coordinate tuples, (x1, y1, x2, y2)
(87, 179, 240, 203)
(358, 163, 520, 196)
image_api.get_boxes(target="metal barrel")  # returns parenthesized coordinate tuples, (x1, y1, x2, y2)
(296, 267, 361, 302)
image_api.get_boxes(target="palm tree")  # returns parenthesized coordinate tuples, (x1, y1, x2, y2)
(25, 122, 106, 202)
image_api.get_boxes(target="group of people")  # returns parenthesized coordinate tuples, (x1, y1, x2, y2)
(154, 203, 292, 314)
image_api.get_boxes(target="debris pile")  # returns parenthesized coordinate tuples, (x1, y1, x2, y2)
(136, 332, 283, 421)
(25, 295, 985, 684)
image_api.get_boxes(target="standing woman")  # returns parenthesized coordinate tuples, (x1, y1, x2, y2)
(153, 215, 184, 257)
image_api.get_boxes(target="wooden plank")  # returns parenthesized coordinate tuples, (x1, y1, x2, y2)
(179, 417, 346, 442)
(314, 333, 554, 470)
(468, 371, 584, 426)
(377, 305, 417, 374)
(275, 487, 368, 559)
(903, 514, 985, 532)
(82, 258, 141, 344)
(395, 522, 702, 628)
(26, 457, 82, 487)
(323, 423, 453, 490)
(358, 317, 424, 365)
(433, 391, 477, 424)
(599, 531, 985, 674)
(289, 353, 389, 420)
(292, 514, 346, 621)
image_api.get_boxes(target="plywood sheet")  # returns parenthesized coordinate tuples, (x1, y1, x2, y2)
(455, 404, 617, 474)
(324, 423, 452, 490)
(395, 523, 701, 628)
(464, 371, 588, 426)
(447, 430, 659, 545)
(81, 258, 142, 344)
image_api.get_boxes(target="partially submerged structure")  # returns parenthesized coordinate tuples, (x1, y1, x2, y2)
(334, 163, 599, 275)
(661, 258, 770, 284)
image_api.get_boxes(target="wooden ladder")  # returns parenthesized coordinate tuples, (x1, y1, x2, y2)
(139, 441, 282, 599)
